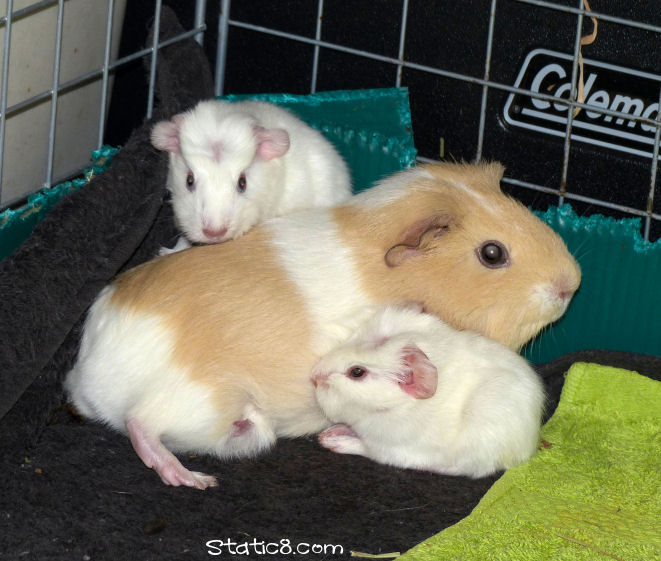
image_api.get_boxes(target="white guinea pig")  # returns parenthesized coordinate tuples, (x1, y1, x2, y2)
(311, 304, 546, 478)
(151, 99, 352, 252)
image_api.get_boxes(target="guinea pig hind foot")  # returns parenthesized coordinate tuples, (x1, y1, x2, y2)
(126, 417, 218, 490)
(318, 424, 366, 456)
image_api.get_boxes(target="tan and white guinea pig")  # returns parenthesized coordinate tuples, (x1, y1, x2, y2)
(311, 303, 546, 477)
(151, 99, 352, 254)
(64, 161, 580, 489)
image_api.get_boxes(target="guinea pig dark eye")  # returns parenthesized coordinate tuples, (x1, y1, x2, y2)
(237, 173, 247, 194)
(347, 366, 367, 379)
(476, 241, 510, 269)
(186, 171, 195, 192)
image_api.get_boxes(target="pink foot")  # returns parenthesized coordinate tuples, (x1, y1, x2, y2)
(126, 417, 218, 490)
(318, 424, 367, 456)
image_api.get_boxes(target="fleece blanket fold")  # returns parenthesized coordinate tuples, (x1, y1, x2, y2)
(399, 362, 661, 561)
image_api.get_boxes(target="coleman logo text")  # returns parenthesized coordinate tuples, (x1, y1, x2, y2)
(503, 48, 661, 160)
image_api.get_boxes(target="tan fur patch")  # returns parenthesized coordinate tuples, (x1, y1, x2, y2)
(333, 185, 469, 316)
(333, 161, 580, 350)
(111, 229, 320, 432)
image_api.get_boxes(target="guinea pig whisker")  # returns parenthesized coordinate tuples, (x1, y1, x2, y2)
(568, 235, 594, 262)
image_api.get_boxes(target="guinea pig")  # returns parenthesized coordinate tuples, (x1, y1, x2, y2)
(64, 161, 580, 489)
(151, 99, 352, 252)
(311, 303, 546, 477)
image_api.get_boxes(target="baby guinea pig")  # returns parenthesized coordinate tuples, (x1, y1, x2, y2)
(151, 99, 352, 252)
(311, 304, 546, 478)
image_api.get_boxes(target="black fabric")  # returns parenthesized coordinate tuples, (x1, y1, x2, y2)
(0, 7, 213, 424)
(1, 351, 659, 560)
(1, 9, 660, 560)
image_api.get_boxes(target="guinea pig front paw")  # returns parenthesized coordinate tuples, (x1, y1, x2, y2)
(158, 246, 178, 257)
(318, 424, 366, 456)
(158, 237, 193, 256)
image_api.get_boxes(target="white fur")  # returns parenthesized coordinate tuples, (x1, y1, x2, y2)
(64, 286, 276, 458)
(265, 211, 374, 353)
(153, 99, 352, 247)
(531, 280, 570, 318)
(312, 305, 546, 478)
(448, 179, 493, 211)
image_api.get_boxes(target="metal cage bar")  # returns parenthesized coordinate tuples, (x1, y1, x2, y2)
(310, 0, 324, 94)
(557, 0, 587, 204)
(0, 27, 204, 123)
(395, 0, 410, 88)
(146, 0, 163, 120)
(223, 18, 659, 130)
(0, 0, 14, 201)
(476, 0, 498, 162)
(194, 0, 207, 46)
(224, 17, 658, 120)
(97, 0, 116, 150)
(215, 0, 231, 97)
(44, 0, 65, 188)
(0, 0, 58, 26)
(644, 86, 661, 239)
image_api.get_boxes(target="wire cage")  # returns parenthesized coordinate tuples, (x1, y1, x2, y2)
(217, 0, 661, 238)
(1, 0, 660, 360)
(0, 0, 210, 209)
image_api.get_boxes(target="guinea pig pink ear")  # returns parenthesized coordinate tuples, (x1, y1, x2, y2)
(151, 114, 185, 154)
(385, 214, 452, 268)
(398, 345, 438, 399)
(254, 126, 290, 160)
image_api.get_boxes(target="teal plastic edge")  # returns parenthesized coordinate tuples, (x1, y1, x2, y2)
(536, 203, 661, 254)
(220, 87, 415, 141)
(0, 146, 118, 262)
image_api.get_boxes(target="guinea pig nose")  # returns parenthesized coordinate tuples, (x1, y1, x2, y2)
(311, 371, 329, 387)
(558, 289, 572, 302)
(202, 226, 228, 241)
(555, 275, 579, 301)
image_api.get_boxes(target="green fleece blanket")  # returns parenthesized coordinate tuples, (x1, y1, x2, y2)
(399, 363, 661, 561)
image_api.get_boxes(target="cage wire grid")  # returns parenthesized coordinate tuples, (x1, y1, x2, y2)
(1, 0, 660, 239)
(218, 0, 661, 240)
(0, 0, 208, 209)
